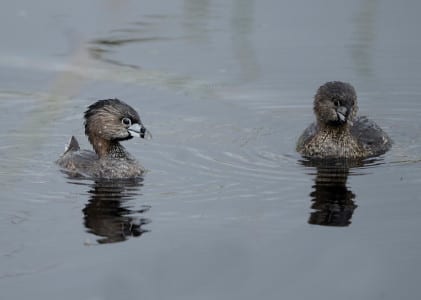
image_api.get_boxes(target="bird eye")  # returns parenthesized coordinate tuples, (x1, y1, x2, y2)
(333, 99, 341, 107)
(121, 117, 132, 126)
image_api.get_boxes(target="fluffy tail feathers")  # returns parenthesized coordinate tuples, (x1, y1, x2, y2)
(63, 136, 80, 154)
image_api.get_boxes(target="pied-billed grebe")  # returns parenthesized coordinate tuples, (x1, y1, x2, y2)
(56, 99, 151, 179)
(296, 81, 392, 159)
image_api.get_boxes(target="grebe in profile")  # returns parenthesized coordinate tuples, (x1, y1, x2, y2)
(57, 99, 151, 179)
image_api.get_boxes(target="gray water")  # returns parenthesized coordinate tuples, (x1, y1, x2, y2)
(1, 1, 421, 299)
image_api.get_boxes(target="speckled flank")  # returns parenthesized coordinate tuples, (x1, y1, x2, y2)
(297, 126, 367, 159)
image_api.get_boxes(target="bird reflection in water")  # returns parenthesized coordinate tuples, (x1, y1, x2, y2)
(299, 159, 369, 227)
(81, 177, 151, 244)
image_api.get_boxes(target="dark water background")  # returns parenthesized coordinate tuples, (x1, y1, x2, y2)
(1, 1, 421, 299)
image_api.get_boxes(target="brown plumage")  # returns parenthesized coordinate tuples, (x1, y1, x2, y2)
(297, 81, 392, 159)
(56, 99, 151, 179)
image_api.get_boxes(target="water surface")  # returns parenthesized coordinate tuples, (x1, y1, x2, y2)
(1, 1, 421, 299)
